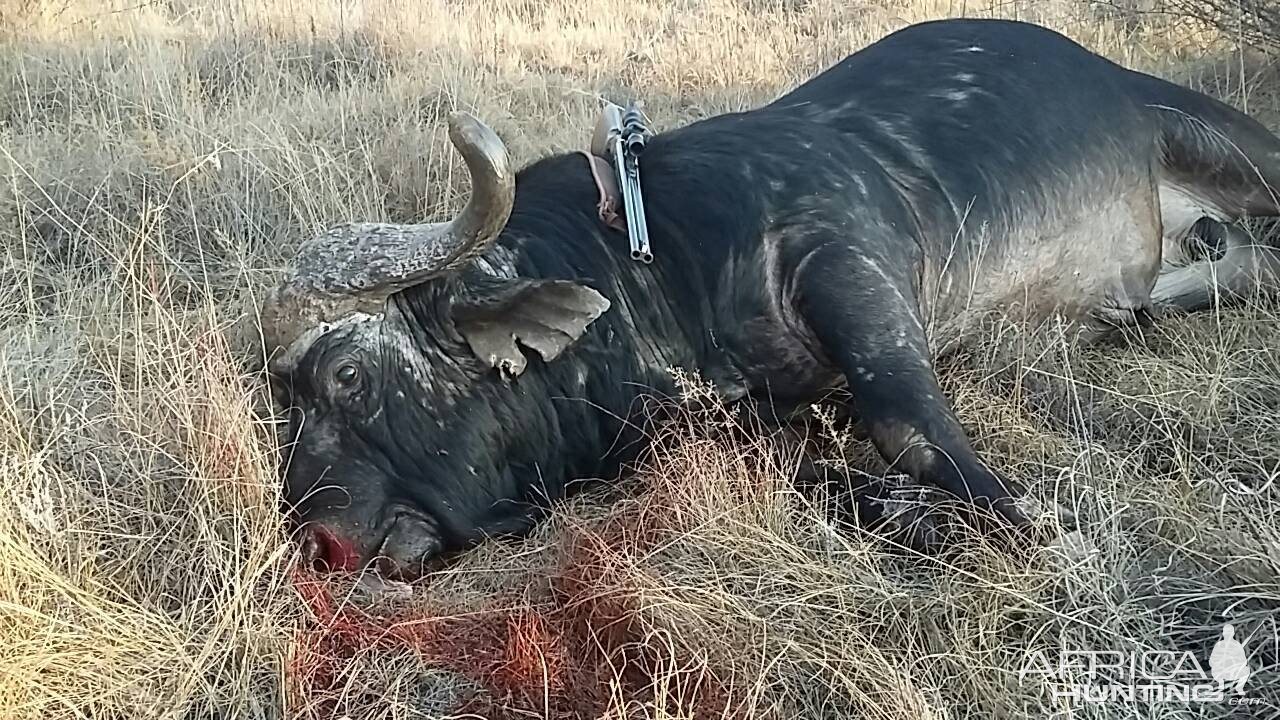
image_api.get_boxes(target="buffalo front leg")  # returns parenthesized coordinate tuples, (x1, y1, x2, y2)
(795, 245, 1034, 536)
(761, 401, 969, 552)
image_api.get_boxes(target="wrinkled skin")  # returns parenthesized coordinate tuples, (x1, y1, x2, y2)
(277, 275, 629, 576)
(271, 19, 1280, 579)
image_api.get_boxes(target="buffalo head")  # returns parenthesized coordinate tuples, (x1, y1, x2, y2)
(261, 113, 611, 578)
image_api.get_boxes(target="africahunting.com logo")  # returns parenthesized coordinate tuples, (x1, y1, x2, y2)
(1020, 623, 1260, 706)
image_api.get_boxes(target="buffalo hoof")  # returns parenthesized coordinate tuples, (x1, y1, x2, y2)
(870, 477, 1065, 556)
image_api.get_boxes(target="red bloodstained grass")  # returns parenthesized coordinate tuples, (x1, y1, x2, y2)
(286, 510, 754, 719)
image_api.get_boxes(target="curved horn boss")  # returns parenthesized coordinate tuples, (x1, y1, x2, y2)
(260, 111, 515, 372)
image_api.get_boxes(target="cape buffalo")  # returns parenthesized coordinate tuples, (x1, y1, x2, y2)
(259, 18, 1280, 578)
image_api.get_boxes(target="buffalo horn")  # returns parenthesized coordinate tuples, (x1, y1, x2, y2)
(258, 111, 515, 371)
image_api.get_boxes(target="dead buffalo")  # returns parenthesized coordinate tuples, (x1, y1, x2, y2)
(258, 18, 1280, 577)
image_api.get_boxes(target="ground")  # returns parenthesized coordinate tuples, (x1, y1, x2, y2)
(1, 1, 1279, 718)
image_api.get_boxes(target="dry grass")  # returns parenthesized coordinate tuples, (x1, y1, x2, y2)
(2, 0, 1279, 718)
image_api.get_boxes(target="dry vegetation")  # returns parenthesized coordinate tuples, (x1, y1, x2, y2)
(2, 0, 1279, 718)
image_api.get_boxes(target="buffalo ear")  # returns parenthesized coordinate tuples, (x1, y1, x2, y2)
(451, 277, 611, 378)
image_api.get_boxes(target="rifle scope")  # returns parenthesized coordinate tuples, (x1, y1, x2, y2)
(621, 108, 649, 156)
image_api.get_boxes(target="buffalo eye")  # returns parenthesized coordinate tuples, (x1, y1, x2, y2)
(334, 363, 360, 387)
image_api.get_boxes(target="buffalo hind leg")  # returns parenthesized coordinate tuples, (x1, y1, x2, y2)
(795, 245, 1035, 541)
(1153, 219, 1280, 312)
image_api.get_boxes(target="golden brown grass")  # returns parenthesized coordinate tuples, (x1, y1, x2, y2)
(1, 0, 1278, 718)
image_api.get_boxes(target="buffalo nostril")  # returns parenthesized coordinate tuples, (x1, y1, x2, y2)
(298, 529, 323, 571)
(298, 525, 360, 572)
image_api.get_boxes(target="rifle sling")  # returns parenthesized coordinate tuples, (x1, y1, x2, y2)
(578, 150, 628, 234)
